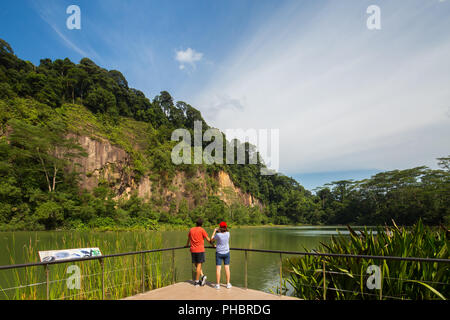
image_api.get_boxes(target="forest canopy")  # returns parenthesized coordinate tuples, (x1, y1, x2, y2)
(0, 38, 448, 230)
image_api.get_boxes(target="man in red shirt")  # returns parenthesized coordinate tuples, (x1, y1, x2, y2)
(187, 218, 211, 286)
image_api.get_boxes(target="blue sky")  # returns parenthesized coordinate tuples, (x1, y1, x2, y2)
(1, 0, 449, 191)
(0, 0, 283, 99)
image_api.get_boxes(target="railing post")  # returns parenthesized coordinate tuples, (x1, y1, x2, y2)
(323, 259, 326, 300)
(45, 264, 49, 300)
(141, 253, 145, 293)
(279, 253, 282, 296)
(100, 258, 105, 300)
(172, 249, 175, 284)
(244, 250, 248, 289)
(379, 266, 383, 300)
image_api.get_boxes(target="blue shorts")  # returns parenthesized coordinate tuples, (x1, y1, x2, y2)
(215, 252, 230, 266)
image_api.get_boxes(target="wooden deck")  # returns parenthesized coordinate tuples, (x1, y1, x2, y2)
(124, 281, 299, 300)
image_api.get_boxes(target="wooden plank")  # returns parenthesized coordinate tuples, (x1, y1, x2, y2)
(123, 281, 299, 300)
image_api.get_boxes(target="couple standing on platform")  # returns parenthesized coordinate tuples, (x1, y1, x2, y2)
(186, 218, 231, 290)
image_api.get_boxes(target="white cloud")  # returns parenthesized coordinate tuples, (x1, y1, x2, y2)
(175, 48, 203, 70)
(192, 0, 450, 175)
(201, 94, 245, 120)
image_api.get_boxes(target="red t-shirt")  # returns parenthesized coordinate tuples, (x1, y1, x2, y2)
(188, 227, 208, 253)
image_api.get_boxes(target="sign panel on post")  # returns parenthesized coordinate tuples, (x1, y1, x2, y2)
(38, 248, 102, 262)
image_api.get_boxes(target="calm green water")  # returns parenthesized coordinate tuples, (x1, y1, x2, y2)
(0, 226, 365, 297)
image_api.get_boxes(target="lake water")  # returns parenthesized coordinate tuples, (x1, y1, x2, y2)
(0, 226, 367, 297)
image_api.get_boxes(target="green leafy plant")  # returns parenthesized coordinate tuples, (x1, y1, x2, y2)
(285, 220, 449, 300)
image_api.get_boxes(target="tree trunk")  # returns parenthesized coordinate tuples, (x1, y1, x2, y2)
(52, 166, 58, 192)
(37, 148, 52, 192)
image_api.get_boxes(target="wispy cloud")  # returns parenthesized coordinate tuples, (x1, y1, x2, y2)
(47, 22, 88, 57)
(175, 48, 203, 70)
(193, 0, 450, 174)
(32, 0, 100, 61)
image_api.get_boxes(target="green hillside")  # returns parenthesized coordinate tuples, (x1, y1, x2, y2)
(0, 38, 448, 230)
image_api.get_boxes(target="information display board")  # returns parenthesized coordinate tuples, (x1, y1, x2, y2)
(38, 248, 102, 262)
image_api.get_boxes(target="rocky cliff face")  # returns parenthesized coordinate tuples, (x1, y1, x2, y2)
(215, 171, 261, 207)
(70, 134, 131, 193)
(72, 134, 262, 210)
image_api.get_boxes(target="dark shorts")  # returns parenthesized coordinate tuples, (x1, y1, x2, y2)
(215, 252, 230, 266)
(191, 252, 205, 264)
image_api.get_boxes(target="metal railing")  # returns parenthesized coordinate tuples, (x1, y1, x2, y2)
(210, 247, 449, 300)
(0, 246, 448, 300)
(0, 246, 185, 300)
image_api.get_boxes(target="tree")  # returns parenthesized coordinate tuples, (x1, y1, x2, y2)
(109, 70, 128, 89)
(34, 201, 64, 230)
(8, 119, 87, 193)
(0, 39, 17, 70)
(0, 82, 16, 100)
(0, 39, 13, 55)
(85, 85, 117, 114)
(67, 67, 90, 103)
(437, 156, 450, 171)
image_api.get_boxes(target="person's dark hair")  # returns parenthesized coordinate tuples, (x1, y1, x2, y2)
(196, 218, 203, 227)
(219, 226, 228, 233)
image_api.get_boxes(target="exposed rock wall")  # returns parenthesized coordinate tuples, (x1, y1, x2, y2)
(72, 134, 262, 210)
(70, 134, 131, 192)
(215, 171, 261, 207)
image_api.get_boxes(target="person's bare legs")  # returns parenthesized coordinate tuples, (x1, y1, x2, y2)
(224, 265, 230, 284)
(216, 265, 221, 285)
(194, 263, 203, 281)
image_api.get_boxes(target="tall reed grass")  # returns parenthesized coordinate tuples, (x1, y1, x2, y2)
(0, 232, 174, 300)
(285, 221, 449, 300)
